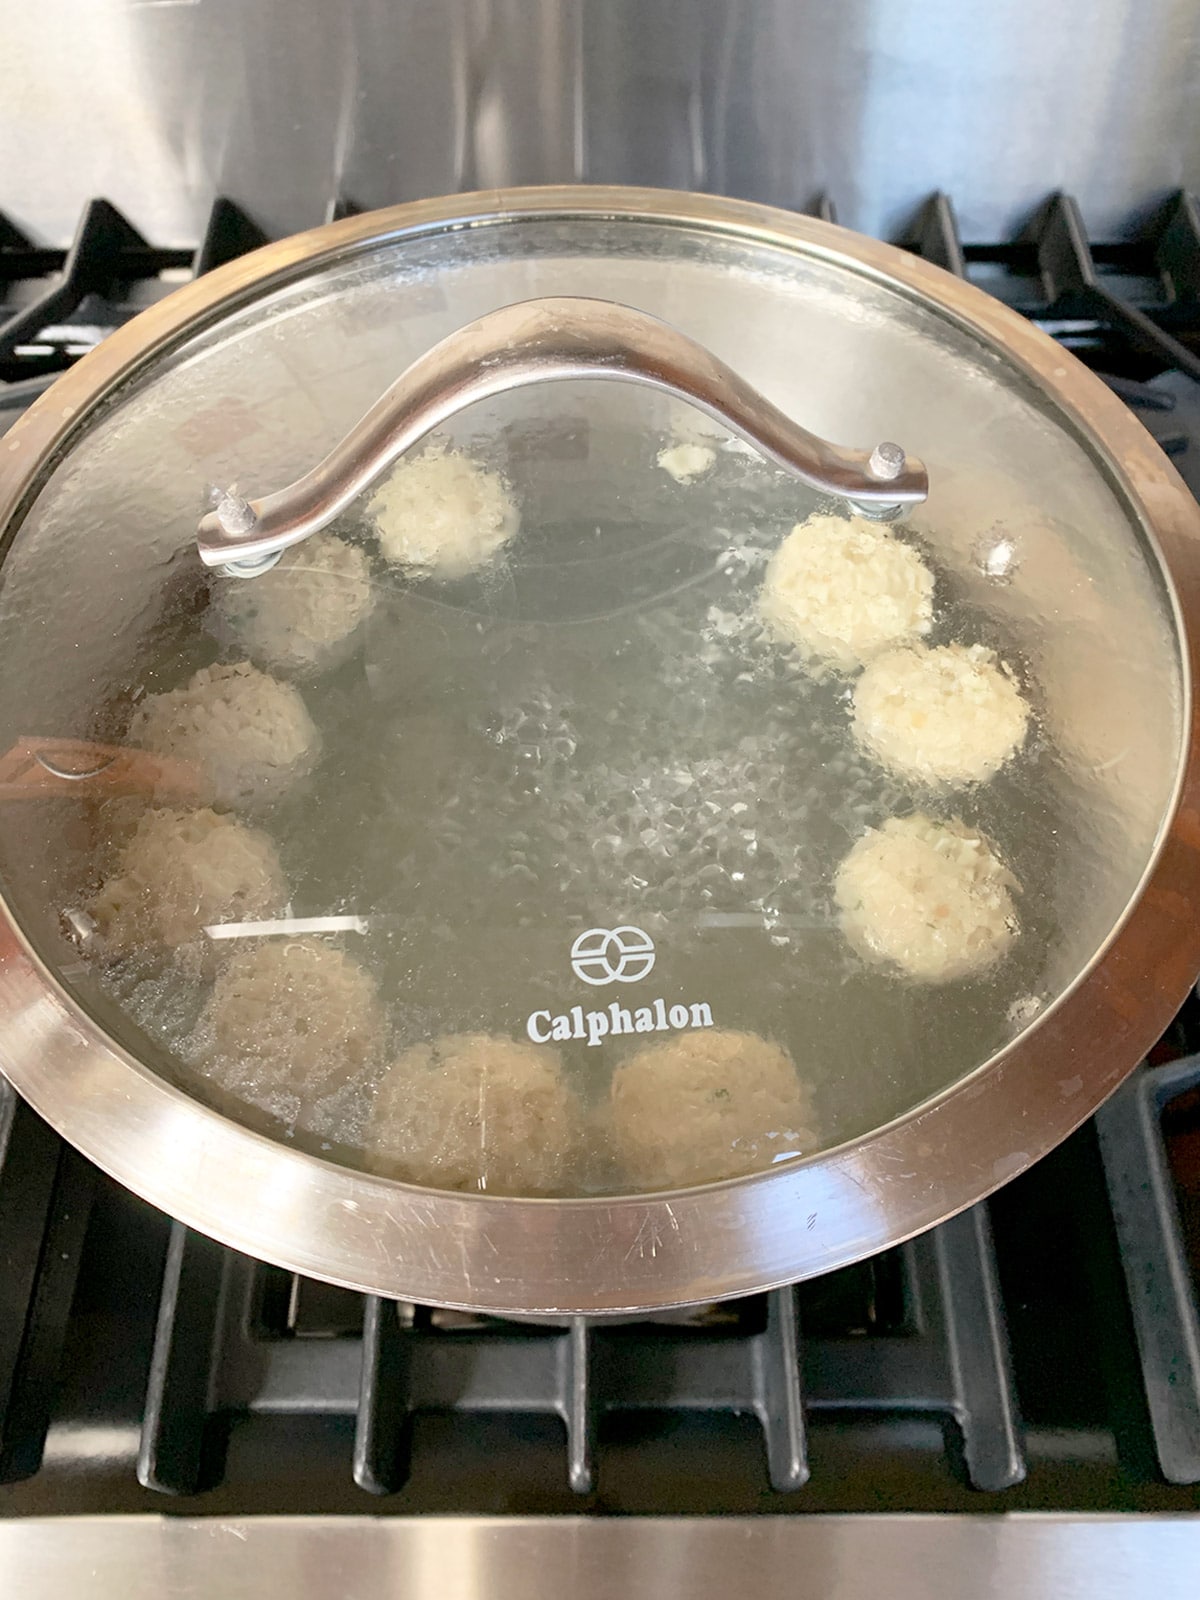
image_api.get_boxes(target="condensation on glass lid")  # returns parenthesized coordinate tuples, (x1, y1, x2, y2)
(73, 480, 1036, 1193)
(34, 393, 1171, 1205)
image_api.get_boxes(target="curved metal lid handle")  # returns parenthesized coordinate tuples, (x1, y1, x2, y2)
(196, 296, 929, 574)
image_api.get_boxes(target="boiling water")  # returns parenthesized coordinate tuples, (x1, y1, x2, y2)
(90, 438, 1067, 1196)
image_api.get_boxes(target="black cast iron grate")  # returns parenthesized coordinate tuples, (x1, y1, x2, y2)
(131, 1205, 1020, 1499)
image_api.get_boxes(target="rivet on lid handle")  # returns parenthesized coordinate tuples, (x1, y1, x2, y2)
(195, 296, 930, 576)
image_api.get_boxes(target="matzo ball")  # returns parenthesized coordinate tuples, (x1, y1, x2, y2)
(760, 513, 934, 672)
(210, 531, 376, 675)
(366, 1032, 578, 1195)
(852, 643, 1029, 785)
(610, 1028, 818, 1189)
(130, 661, 319, 809)
(89, 807, 287, 953)
(834, 813, 1018, 982)
(369, 444, 518, 578)
(200, 938, 387, 1105)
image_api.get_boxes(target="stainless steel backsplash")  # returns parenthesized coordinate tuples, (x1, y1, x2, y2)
(5, 0, 1200, 245)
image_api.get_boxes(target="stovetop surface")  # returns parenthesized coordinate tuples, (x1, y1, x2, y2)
(1, 188, 1200, 1521)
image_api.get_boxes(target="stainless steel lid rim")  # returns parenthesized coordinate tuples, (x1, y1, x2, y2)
(1, 185, 1199, 1314)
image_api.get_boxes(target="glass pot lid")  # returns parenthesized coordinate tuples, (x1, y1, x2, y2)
(0, 205, 1184, 1204)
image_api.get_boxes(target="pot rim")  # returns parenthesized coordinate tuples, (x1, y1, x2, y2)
(1, 184, 1198, 1315)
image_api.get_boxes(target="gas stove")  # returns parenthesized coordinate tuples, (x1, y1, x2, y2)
(2, 190, 1200, 1595)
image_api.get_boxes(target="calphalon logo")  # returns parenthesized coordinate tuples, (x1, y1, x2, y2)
(526, 927, 715, 1048)
(569, 925, 656, 986)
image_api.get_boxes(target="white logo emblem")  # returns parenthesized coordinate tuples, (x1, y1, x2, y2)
(570, 925, 656, 986)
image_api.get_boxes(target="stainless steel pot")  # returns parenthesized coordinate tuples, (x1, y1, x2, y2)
(1, 186, 1198, 1316)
